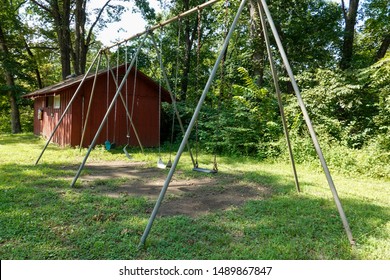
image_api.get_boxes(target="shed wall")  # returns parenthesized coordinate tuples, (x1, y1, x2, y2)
(33, 68, 165, 148)
(33, 90, 73, 147)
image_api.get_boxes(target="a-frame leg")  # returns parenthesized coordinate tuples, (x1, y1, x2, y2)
(35, 52, 101, 165)
(70, 33, 149, 188)
(257, 1, 300, 193)
(259, 0, 354, 246)
(138, 0, 248, 248)
(106, 61, 145, 154)
(148, 33, 197, 168)
(79, 53, 103, 149)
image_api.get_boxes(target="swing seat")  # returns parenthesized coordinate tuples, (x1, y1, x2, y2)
(105, 140, 111, 151)
(166, 159, 172, 168)
(123, 145, 132, 159)
(192, 167, 218, 174)
(157, 158, 166, 169)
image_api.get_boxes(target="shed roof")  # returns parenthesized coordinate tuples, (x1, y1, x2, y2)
(24, 65, 172, 102)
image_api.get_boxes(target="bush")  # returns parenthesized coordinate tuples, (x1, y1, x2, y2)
(275, 133, 390, 179)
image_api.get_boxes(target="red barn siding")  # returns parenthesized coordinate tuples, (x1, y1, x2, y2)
(26, 66, 170, 148)
(33, 91, 73, 146)
(74, 69, 164, 148)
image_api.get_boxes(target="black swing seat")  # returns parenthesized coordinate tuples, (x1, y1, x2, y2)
(192, 167, 218, 174)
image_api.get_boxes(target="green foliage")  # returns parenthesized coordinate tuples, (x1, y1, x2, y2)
(267, 0, 343, 71)
(287, 68, 379, 149)
(188, 66, 282, 157)
(358, 0, 390, 61)
(359, 55, 390, 150)
(0, 105, 33, 134)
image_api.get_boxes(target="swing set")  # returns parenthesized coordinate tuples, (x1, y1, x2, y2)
(34, 0, 355, 248)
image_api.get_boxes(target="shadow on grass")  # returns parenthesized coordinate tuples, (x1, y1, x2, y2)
(0, 133, 42, 145)
(0, 158, 389, 259)
(145, 194, 389, 259)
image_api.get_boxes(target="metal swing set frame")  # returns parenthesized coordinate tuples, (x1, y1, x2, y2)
(34, 0, 355, 248)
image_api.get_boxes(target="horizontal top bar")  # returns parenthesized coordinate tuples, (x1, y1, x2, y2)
(102, 0, 223, 51)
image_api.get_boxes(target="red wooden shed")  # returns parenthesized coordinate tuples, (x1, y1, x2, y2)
(24, 65, 171, 148)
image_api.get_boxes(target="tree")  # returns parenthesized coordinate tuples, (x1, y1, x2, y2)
(29, 0, 72, 80)
(0, 0, 27, 133)
(249, 0, 265, 86)
(362, 0, 390, 62)
(29, 0, 155, 80)
(340, 0, 360, 70)
(163, 0, 206, 101)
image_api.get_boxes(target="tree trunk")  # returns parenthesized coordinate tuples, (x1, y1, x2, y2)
(180, 0, 192, 101)
(0, 24, 22, 133)
(73, 0, 87, 75)
(9, 93, 22, 133)
(58, 0, 72, 79)
(340, 0, 360, 70)
(24, 39, 43, 89)
(74, 0, 111, 75)
(249, 0, 265, 86)
(35, 0, 72, 80)
(375, 34, 390, 61)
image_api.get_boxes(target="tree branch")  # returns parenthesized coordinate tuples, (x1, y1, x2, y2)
(341, 0, 347, 20)
(86, 0, 111, 46)
(375, 34, 390, 62)
(29, 0, 52, 14)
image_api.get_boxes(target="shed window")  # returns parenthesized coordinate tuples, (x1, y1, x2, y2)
(53, 95, 61, 109)
(45, 96, 53, 108)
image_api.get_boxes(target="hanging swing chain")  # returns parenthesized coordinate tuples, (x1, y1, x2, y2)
(113, 47, 120, 143)
(106, 53, 110, 141)
(213, 0, 229, 171)
(195, 8, 202, 168)
(158, 28, 163, 158)
(124, 43, 139, 146)
(125, 45, 129, 141)
(169, 18, 182, 161)
(131, 56, 138, 123)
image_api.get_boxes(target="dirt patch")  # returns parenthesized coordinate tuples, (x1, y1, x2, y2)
(78, 161, 271, 217)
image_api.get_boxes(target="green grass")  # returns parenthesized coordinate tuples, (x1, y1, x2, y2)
(0, 133, 389, 259)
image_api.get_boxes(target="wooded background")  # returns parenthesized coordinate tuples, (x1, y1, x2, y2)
(1, 0, 389, 177)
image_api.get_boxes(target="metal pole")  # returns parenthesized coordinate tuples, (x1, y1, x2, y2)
(103, 0, 223, 51)
(35, 51, 102, 165)
(139, 0, 248, 248)
(79, 53, 103, 150)
(106, 64, 145, 153)
(70, 33, 149, 188)
(257, 2, 300, 193)
(149, 33, 196, 167)
(260, 0, 355, 246)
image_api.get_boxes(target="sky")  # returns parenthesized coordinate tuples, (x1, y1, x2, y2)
(88, 0, 162, 47)
(91, 0, 343, 47)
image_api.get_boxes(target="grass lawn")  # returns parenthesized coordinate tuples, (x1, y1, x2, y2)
(0, 133, 389, 259)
